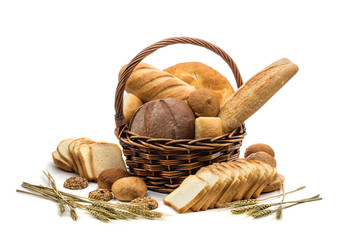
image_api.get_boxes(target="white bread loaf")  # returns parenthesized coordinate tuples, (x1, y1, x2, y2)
(120, 62, 196, 102)
(218, 58, 299, 133)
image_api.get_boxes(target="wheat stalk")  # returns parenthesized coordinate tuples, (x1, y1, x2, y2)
(16, 171, 164, 222)
(218, 186, 306, 208)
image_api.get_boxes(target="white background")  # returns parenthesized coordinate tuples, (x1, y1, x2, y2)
(1, 0, 344, 239)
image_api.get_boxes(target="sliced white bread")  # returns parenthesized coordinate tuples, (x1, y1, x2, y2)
(237, 159, 263, 199)
(191, 167, 221, 212)
(262, 173, 285, 193)
(78, 143, 95, 181)
(52, 151, 74, 172)
(252, 160, 277, 198)
(216, 162, 242, 204)
(245, 160, 269, 198)
(212, 163, 237, 205)
(57, 138, 76, 172)
(200, 166, 225, 211)
(163, 175, 210, 213)
(233, 160, 259, 199)
(206, 165, 229, 209)
(90, 142, 126, 179)
(71, 138, 94, 177)
(226, 162, 250, 201)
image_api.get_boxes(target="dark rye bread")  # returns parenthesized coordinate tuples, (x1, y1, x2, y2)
(129, 97, 195, 140)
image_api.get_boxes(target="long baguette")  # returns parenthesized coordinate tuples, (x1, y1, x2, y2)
(119, 62, 196, 102)
(218, 58, 299, 133)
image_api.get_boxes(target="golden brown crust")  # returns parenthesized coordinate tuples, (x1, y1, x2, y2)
(187, 89, 220, 117)
(244, 143, 275, 158)
(120, 62, 195, 102)
(164, 62, 234, 104)
(218, 58, 299, 133)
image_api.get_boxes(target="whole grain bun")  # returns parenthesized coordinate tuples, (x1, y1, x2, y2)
(164, 62, 234, 104)
(187, 89, 220, 117)
(112, 177, 147, 202)
(97, 168, 131, 191)
(246, 151, 277, 168)
(129, 97, 195, 139)
(244, 143, 275, 158)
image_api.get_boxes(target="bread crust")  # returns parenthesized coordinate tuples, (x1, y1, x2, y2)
(164, 62, 234, 104)
(218, 58, 299, 133)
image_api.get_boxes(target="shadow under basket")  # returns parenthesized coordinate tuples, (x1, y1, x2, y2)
(114, 37, 246, 193)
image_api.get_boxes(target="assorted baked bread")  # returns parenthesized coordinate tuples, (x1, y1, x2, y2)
(52, 138, 126, 181)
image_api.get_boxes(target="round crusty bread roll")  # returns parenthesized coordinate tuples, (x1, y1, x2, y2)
(129, 97, 195, 140)
(164, 62, 234, 104)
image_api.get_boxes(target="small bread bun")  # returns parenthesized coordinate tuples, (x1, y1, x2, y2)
(97, 168, 131, 191)
(123, 93, 143, 123)
(244, 143, 275, 158)
(187, 89, 220, 117)
(246, 151, 277, 168)
(195, 117, 223, 139)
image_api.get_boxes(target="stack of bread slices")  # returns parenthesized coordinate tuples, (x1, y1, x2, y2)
(52, 138, 127, 181)
(163, 159, 277, 213)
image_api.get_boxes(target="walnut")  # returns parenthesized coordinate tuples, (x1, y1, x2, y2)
(63, 177, 88, 190)
(130, 196, 158, 210)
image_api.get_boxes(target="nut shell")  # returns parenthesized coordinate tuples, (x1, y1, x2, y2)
(111, 177, 147, 202)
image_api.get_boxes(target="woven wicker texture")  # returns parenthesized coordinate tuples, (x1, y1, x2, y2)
(115, 37, 246, 193)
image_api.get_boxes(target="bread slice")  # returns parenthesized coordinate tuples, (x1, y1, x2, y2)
(68, 138, 91, 177)
(237, 159, 264, 199)
(72, 138, 94, 177)
(227, 162, 251, 201)
(191, 167, 221, 211)
(212, 163, 237, 205)
(221, 163, 246, 203)
(78, 143, 95, 181)
(247, 160, 269, 198)
(206, 165, 229, 209)
(57, 138, 76, 172)
(252, 161, 277, 198)
(262, 173, 285, 193)
(163, 175, 210, 213)
(52, 151, 74, 172)
(90, 142, 127, 178)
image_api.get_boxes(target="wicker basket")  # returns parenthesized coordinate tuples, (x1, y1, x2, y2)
(114, 37, 246, 193)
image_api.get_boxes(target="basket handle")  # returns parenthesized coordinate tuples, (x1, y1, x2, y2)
(115, 36, 243, 130)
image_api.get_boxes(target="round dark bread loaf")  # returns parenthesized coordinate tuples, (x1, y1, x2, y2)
(129, 97, 195, 139)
